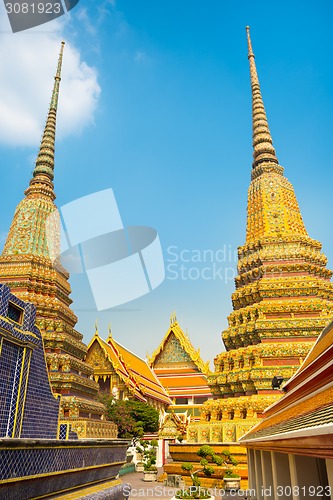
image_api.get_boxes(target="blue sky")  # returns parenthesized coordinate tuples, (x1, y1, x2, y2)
(0, 0, 333, 366)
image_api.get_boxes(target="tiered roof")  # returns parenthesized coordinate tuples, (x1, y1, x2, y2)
(148, 315, 211, 401)
(87, 330, 172, 406)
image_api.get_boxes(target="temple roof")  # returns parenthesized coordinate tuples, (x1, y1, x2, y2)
(87, 330, 172, 406)
(148, 314, 210, 374)
(239, 318, 333, 456)
(159, 409, 188, 439)
(148, 316, 212, 400)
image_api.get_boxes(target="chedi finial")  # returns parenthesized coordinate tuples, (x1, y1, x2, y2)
(29, 41, 65, 193)
(245, 26, 283, 178)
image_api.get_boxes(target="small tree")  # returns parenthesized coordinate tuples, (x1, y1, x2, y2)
(100, 396, 136, 438)
(99, 394, 159, 438)
(177, 445, 239, 499)
(126, 400, 159, 433)
(136, 440, 158, 471)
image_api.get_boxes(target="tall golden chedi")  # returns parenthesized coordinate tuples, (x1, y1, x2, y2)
(188, 27, 333, 443)
(0, 43, 115, 438)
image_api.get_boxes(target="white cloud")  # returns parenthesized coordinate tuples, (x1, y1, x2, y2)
(134, 49, 151, 66)
(0, 5, 101, 147)
(134, 50, 146, 63)
(76, 7, 97, 36)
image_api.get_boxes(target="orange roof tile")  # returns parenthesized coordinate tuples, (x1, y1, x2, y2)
(148, 318, 212, 400)
(87, 331, 172, 405)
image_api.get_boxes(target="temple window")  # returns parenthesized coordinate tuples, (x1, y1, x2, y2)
(228, 410, 234, 420)
(175, 398, 188, 405)
(229, 359, 234, 371)
(239, 359, 244, 369)
(194, 397, 207, 404)
(7, 302, 24, 325)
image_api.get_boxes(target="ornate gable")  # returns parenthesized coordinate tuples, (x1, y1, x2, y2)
(155, 332, 194, 366)
(86, 340, 113, 373)
(149, 316, 210, 374)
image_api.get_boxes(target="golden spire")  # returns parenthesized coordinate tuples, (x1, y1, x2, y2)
(2, 42, 66, 258)
(170, 311, 177, 325)
(26, 41, 65, 199)
(107, 323, 113, 342)
(246, 27, 283, 178)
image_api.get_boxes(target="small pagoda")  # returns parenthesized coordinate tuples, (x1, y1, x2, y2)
(0, 43, 114, 438)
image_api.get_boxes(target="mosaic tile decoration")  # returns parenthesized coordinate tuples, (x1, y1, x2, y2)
(0, 340, 23, 437)
(0, 441, 126, 480)
(59, 423, 69, 439)
(156, 333, 193, 364)
(0, 284, 60, 439)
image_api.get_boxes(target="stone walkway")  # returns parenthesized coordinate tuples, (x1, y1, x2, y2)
(50, 470, 255, 499)
(123, 470, 256, 499)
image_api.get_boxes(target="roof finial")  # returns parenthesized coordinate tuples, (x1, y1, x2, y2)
(95, 318, 98, 333)
(107, 323, 113, 342)
(170, 312, 177, 325)
(246, 27, 283, 178)
(26, 41, 65, 199)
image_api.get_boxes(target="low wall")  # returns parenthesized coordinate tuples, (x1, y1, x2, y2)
(61, 419, 118, 439)
(0, 438, 129, 500)
(164, 442, 248, 490)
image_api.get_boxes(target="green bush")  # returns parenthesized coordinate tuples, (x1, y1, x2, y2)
(178, 445, 240, 498)
(224, 469, 240, 478)
(197, 445, 215, 458)
(181, 462, 194, 472)
(202, 465, 215, 477)
(213, 455, 223, 466)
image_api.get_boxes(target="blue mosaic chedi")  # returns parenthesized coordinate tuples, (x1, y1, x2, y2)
(0, 283, 129, 500)
(0, 284, 60, 439)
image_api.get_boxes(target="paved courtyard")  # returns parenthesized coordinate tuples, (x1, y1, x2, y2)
(122, 470, 255, 499)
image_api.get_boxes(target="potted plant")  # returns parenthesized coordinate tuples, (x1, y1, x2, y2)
(135, 461, 145, 472)
(174, 462, 214, 499)
(172, 445, 239, 499)
(135, 439, 146, 472)
(220, 450, 240, 491)
(135, 440, 145, 472)
(136, 440, 158, 481)
(223, 468, 241, 491)
(143, 457, 158, 482)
